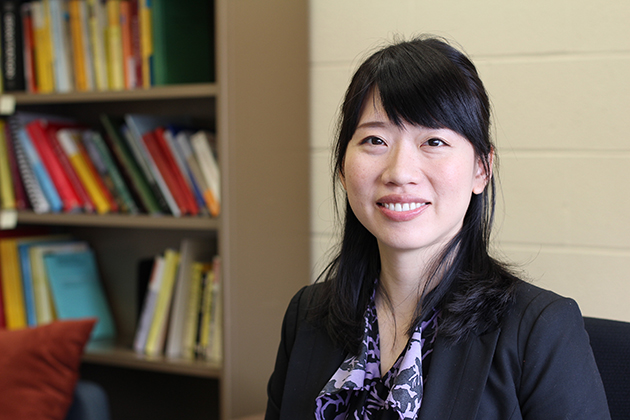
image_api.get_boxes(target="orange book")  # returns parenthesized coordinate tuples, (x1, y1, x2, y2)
(77, 138, 119, 213)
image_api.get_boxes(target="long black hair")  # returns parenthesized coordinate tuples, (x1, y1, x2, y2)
(314, 36, 519, 354)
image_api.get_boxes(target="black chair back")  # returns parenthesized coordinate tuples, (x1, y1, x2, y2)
(583, 317, 630, 420)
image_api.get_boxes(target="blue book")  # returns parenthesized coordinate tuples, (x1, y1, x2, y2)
(43, 248, 116, 341)
(17, 128, 62, 213)
(17, 235, 72, 326)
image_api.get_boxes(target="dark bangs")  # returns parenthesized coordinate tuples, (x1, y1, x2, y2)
(335, 37, 492, 180)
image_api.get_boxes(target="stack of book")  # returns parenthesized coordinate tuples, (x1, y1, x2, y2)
(0, 0, 214, 93)
(133, 238, 221, 363)
(0, 227, 116, 342)
(0, 111, 220, 218)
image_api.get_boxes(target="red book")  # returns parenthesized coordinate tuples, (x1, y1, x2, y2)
(141, 130, 191, 215)
(21, 3, 37, 93)
(129, 0, 143, 88)
(25, 120, 82, 212)
(3, 123, 29, 210)
(153, 127, 198, 215)
(45, 125, 96, 213)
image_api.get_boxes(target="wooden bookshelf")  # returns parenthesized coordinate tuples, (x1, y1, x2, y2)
(5, 1, 309, 419)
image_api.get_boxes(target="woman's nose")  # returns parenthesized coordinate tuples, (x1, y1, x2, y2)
(381, 144, 418, 186)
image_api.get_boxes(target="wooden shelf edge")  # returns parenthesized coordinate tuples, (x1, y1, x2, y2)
(3, 83, 217, 106)
(14, 210, 220, 230)
(83, 346, 222, 379)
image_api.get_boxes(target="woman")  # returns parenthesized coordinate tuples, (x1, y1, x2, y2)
(266, 36, 610, 420)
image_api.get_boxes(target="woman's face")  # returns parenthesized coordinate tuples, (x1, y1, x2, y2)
(341, 94, 490, 261)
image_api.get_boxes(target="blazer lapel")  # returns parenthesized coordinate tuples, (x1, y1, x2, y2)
(418, 329, 500, 420)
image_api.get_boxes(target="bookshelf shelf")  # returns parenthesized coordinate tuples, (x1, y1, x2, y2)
(4, 83, 218, 106)
(83, 346, 222, 379)
(15, 211, 220, 230)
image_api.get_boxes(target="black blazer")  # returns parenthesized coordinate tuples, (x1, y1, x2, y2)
(266, 280, 611, 420)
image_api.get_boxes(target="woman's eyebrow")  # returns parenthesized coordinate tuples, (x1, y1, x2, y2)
(355, 120, 388, 130)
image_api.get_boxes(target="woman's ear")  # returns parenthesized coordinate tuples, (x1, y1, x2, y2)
(472, 148, 494, 194)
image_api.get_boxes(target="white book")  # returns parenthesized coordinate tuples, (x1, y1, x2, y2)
(190, 131, 221, 209)
(133, 256, 165, 354)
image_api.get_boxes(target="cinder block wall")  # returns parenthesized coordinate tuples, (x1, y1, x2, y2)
(309, 1, 630, 322)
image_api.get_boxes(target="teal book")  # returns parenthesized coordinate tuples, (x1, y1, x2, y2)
(151, 0, 214, 85)
(43, 248, 116, 341)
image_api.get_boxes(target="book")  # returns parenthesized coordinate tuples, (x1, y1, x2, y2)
(83, 130, 139, 213)
(165, 238, 213, 359)
(43, 247, 116, 341)
(99, 114, 162, 214)
(144, 248, 179, 356)
(151, 0, 213, 86)
(175, 130, 218, 216)
(10, 121, 49, 213)
(133, 255, 164, 354)
(124, 114, 180, 215)
(57, 128, 112, 213)
(128, 0, 142, 88)
(31, 0, 55, 93)
(17, 125, 62, 212)
(105, 0, 124, 90)
(3, 122, 28, 211)
(119, 0, 134, 89)
(0, 121, 16, 216)
(182, 261, 210, 360)
(29, 241, 89, 326)
(87, 0, 108, 91)
(138, 0, 152, 88)
(20, 2, 37, 93)
(1, 0, 26, 92)
(190, 131, 221, 216)
(153, 127, 198, 215)
(17, 235, 72, 327)
(68, 0, 94, 91)
(141, 129, 192, 216)
(49, 0, 74, 92)
(26, 119, 83, 213)
(163, 128, 207, 214)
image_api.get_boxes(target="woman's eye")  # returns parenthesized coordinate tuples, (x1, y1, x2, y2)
(361, 136, 385, 146)
(425, 138, 446, 147)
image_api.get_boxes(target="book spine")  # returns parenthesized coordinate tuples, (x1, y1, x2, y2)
(139, 0, 152, 88)
(1, 0, 26, 91)
(48, 0, 73, 92)
(105, 0, 124, 90)
(176, 131, 217, 216)
(20, 2, 37, 93)
(3, 122, 29, 210)
(121, 121, 172, 214)
(99, 114, 161, 214)
(17, 128, 61, 212)
(129, 0, 142, 88)
(154, 127, 198, 215)
(88, 130, 139, 213)
(190, 131, 221, 217)
(57, 128, 111, 214)
(68, 0, 88, 91)
(165, 129, 207, 214)
(141, 130, 188, 215)
(76, 137, 119, 212)
(31, 0, 55, 93)
(0, 121, 16, 211)
(87, 0, 108, 90)
(0, 239, 28, 329)
(119, 0, 133, 89)
(27, 120, 82, 212)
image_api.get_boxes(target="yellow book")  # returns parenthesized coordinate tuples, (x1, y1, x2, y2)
(0, 238, 27, 330)
(139, 0, 152, 88)
(0, 121, 16, 212)
(32, 0, 55, 93)
(87, 0, 108, 91)
(57, 128, 111, 214)
(105, 0, 124, 90)
(145, 248, 180, 357)
(68, 0, 88, 91)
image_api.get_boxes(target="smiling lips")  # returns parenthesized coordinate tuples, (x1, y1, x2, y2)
(377, 199, 430, 221)
(380, 202, 427, 212)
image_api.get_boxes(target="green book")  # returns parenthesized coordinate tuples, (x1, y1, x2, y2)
(99, 114, 163, 214)
(151, 0, 214, 85)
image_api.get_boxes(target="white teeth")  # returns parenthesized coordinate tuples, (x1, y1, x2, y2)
(382, 202, 425, 212)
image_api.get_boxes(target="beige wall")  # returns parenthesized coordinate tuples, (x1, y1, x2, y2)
(309, 1, 630, 322)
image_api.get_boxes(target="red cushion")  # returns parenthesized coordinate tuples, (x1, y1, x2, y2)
(0, 319, 96, 420)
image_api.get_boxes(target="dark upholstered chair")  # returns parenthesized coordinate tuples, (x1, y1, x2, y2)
(583, 317, 630, 420)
